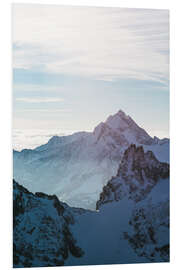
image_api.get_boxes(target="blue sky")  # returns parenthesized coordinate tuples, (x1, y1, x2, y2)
(13, 4, 169, 138)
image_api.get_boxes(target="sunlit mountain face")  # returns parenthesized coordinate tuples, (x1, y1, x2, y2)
(13, 110, 169, 210)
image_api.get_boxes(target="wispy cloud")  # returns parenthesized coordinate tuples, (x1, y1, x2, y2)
(16, 109, 70, 113)
(14, 84, 64, 92)
(12, 5, 169, 85)
(16, 97, 64, 103)
(12, 5, 169, 139)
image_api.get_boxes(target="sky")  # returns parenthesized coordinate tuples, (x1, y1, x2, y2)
(12, 4, 169, 143)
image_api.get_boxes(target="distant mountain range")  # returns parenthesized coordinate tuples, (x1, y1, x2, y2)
(13, 110, 169, 210)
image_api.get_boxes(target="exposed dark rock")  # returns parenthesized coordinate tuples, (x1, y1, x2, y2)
(96, 144, 169, 209)
(13, 180, 84, 268)
(125, 201, 169, 262)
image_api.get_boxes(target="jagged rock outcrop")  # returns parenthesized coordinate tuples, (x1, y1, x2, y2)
(96, 144, 169, 209)
(13, 180, 84, 268)
(96, 144, 169, 262)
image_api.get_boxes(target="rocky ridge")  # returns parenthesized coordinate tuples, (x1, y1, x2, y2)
(96, 144, 169, 262)
(96, 144, 169, 209)
(13, 180, 84, 268)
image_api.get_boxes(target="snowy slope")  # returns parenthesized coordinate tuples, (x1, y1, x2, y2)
(125, 179, 169, 262)
(13, 179, 146, 267)
(65, 199, 149, 266)
(13, 180, 85, 268)
(94, 145, 169, 263)
(65, 145, 169, 266)
(13, 110, 169, 210)
(13, 143, 169, 267)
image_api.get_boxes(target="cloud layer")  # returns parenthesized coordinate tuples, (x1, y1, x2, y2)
(13, 129, 74, 150)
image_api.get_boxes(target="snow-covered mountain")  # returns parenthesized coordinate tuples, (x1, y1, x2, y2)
(95, 145, 169, 262)
(13, 180, 85, 268)
(96, 144, 169, 209)
(13, 144, 169, 267)
(13, 110, 169, 210)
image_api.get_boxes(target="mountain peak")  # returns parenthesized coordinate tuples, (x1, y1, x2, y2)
(105, 110, 131, 128)
(93, 110, 153, 145)
(117, 109, 130, 118)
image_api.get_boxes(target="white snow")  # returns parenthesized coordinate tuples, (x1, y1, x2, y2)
(66, 199, 148, 266)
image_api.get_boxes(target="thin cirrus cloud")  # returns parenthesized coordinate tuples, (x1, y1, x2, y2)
(16, 109, 71, 113)
(13, 84, 65, 92)
(12, 4, 169, 85)
(15, 97, 64, 103)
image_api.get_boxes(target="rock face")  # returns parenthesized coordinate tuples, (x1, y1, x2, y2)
(96, 144, 169, 262)
(13, 110, 169, 210)
(96, 144, 169, 209)
(93, 110, 154, 146)
(13, 180, 84, 268)
(104, 110, 154, 145)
